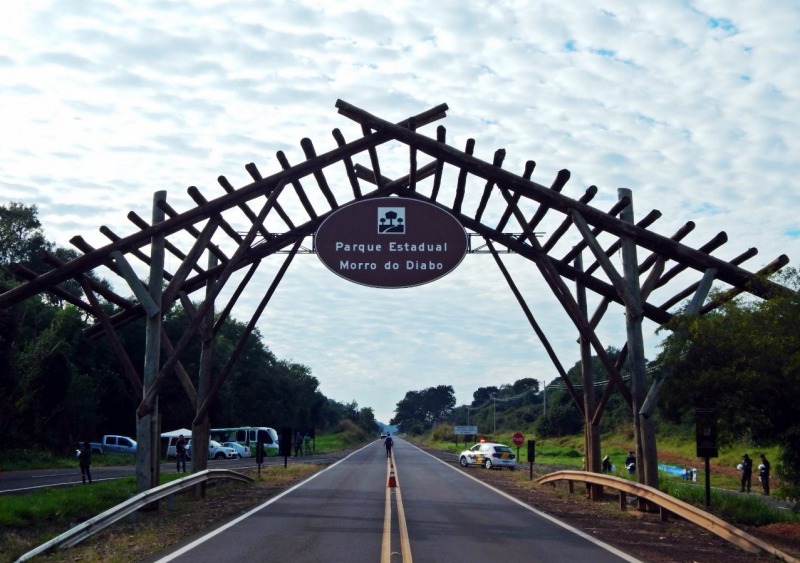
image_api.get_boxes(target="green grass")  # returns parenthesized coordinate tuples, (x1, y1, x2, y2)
(1, 448, 137, 472)
(313, 430, 374, 453)
(0, 473, 183, 528)
(659, 477, 800, 527)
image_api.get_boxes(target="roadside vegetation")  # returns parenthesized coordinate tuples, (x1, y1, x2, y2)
(0, 202, 382, 470)
(0, 464, 320, 563)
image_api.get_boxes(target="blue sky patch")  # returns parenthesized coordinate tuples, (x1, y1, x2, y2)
(594, 49, 615, 57)
(786, 229, 800, 238)
(708, 17, 737, 33)
(564, 40, 576, 51)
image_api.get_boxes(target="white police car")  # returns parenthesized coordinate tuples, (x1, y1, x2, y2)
(459, 442, 516, 470)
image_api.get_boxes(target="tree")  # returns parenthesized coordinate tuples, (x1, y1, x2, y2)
(472, 386, 498, 406)
(391, 385, 456, 431)
(657, 269, 800, 496)
(0, 202, 51, 266)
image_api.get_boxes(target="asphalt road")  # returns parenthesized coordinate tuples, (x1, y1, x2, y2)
(147, 438, 642, 563)
(0, 451, 342, 494)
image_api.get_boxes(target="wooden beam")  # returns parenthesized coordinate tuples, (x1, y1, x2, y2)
(137, 183, 289, 417)
(699, 255, 790, 315)
(157, 198, 231, 263)
(78, 277, 143, 397)
(570, 209, 644, 319)
(0, 104, 449, 308)
(40, 251, 133, 310)
(99, 226, 175, 281)
(245, 163, 296, 230)
(334, 99, 792, 301)
(408, 121, 418, 192)
(110, 251, 160, 317)
(474, 149, 506, 222)
(300, 138, 339, 209)
(275, 150, 318, 218)
(559, 198, 639, 264)
(213, 260, 261, 336)
(431, 126, 446, 201)
(591, 344, 628, 425)
(193, 238, 303, 424)
(331, 128, 363, 199)
(127, 211, 205, 275)
(486, 240, 585, 417)
(186, 188, 244, 245)
(161, 217, 220, 308)
(658, 247, 758, 311)
(453, 138, 475, 214)
(541, 186, 599, 252)
(159, 326, 198, 409)
(577, 209, 662, 270)
(10, 264, 94, 314)
(495, 160, 535, 232)
(361, 124, 384, 189)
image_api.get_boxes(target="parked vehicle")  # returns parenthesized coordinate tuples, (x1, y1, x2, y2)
(184, 439, 238, 460)
(210, 427, 279, 456)
(221, 442, 250, 458)
(458, 442, 515, 470)
(79, 435, 137, 455)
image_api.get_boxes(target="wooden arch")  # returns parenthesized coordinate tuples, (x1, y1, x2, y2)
(0, 101, 792, 496)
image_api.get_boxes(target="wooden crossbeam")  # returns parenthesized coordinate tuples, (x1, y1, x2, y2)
(275, 151, 318, 218)
(495, 160, 535, 232)
(0, 104, 448, 308)
(583, 210, 663, 274)
(187, 188, 244, 245)
(542, 186, 599, 252)
(331, 129, 362, 199)
(128, 211, 205, 275)
(157, 199, 231, 263)
(99, 226, 176, 281)
(301, 138, 339, 209)
(453, 138, 475, 214)
(10, 264, 94, 314)
(334, 99, 792, 302)
(431, 126, 446, 201)
(245, 163, 296, 230)
(474, 149, 506, 222)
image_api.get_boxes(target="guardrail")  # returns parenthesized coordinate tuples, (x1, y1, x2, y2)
(536, 470, 799, 563)
(15, 469, 254, 563)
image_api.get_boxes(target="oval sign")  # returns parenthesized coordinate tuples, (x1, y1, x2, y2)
(315, 197, 467, 289)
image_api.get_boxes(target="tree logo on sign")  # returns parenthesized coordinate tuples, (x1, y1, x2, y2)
(378, 207, 405, 234)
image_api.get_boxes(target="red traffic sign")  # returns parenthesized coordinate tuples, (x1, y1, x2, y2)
(512, 432, 524, 446)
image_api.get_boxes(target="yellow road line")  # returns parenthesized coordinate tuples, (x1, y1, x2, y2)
(392, 458, 413, 563)
(381, 481, 392, 563)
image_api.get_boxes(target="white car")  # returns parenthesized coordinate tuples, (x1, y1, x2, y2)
(185, 439, 238, 460)
(459, 442, 516, 470)
(221, 441, 251, 458)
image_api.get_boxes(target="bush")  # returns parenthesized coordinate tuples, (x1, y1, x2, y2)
(431, 424, 454, 442)
(407, 423, 426, 436)
(535, 403, 583, 438)
(337, 419, 366, 444)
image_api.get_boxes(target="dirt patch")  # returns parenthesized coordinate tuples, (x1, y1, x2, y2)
(445, 454, 800, 563)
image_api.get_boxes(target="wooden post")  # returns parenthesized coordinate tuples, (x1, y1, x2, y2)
(575, 252, 602, 500)
(193, 251, 216, 498)
(137, 190, 165, 497)
(618, 188, 659, 503)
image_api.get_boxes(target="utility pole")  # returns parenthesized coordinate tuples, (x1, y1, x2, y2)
(492, 393, 497, 433)
(542, 380, 546, 416)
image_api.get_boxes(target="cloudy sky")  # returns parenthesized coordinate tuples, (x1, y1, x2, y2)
(1, 0, 798, 425)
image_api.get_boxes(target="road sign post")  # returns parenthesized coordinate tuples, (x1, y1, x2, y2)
(280, 427, 292, 469)
(256, 440, 264, 477)
(696, 408, 718, 507)
(527, 439, 536, 480)
(512, 432, 524, 466)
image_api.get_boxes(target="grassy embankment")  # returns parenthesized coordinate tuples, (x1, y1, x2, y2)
(416, 426, 782, 491)
(1, 448, 136, 472)
(413, 425, 796, 528)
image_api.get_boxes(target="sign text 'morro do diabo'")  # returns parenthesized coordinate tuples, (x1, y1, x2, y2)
(315, 197, 467, 288)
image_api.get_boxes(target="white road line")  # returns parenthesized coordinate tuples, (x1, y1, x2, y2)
(0, 477, 126, 494)
(151, 441, 377, 563)
(407, 442, 645, 563)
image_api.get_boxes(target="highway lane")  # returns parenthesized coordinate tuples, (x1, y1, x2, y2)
(0, 452, 344, 494)
(148, 438, 642, 563)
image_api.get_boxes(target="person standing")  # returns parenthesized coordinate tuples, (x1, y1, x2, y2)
(303, 432, 312, 456)
(175, 435, 187, 473)
(385, 434, 394, 458)
(759, 454, 771, 496)
(79, 442, 92, 484)
(625, 451, 636, 475)
(602, 455, 612, 473)
(295, 431, 303, 457)
(740, 454, 753, 493)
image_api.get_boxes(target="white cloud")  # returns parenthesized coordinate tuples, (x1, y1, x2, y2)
(1, 0, 798, 423)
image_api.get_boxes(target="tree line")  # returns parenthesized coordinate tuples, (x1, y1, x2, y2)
(0, 202, 378, 453)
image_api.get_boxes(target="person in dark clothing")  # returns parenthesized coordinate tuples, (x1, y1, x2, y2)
(602, 455, 612, 473)
(740, 454, 753, 492)
(79, 442, 92, 484)
(625, 451, 636, 475)
(759, 454, 770, 496)
(175, 435, 187, 473)
(385, 434, 394, 458)
(295, 432, 303, 457)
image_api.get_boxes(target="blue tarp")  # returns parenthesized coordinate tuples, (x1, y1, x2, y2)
(658, 463, 696, 480)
